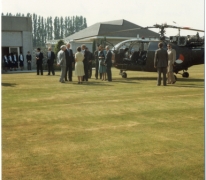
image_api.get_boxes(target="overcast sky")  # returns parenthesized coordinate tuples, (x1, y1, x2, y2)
(1, 0, 205, 37)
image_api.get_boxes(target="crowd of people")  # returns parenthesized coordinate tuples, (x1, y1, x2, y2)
(2, 52, 28, 72)
(56, 43, 113, 84)
(2, 51, 33, 72)
(2, 42, 176, 87)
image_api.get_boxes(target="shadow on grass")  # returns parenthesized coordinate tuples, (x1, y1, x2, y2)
(113, 80, 140, 84)
(111, 77, 155, 84)
(174, 84, 204, 88)
(2, 83, 17, 87)
(125, 77, 157, 81)
(71, 81, 114, 86)
(176, 78, 204, 82)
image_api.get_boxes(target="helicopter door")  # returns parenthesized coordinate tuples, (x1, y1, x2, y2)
(191, 48, 204, 65)
(130, 42, 149, 66)
(146, 41, 159, 71)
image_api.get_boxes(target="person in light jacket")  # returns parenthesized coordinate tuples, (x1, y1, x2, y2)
(57, 45, 67, 83)
(167, 44, 176, 84)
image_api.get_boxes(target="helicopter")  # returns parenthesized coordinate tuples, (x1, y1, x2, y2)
(107, 24, 204, 79)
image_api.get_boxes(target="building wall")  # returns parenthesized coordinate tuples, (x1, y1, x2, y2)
(1, 16, 33, 70)
(2, 16, 32, 32)
(2, 32, 22, 46)
(70, 42, 93, 53)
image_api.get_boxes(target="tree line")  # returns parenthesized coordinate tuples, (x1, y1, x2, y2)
(2, 13, 87, 47)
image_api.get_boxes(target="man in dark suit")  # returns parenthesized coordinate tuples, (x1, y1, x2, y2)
(85, 47, 93, 78)
(94, 46, 99, 79)
(137, 48, 144, 58)
(36, 48, 44, 75)
(26, 51, 32, 70)
(95, 45, 105, 79)
(81, 44, 89, 81)
(154, 42, 168, 86)
(65, 43, 74, 81)
(47, 47, 55, 75)
(105, 45, 112, 81)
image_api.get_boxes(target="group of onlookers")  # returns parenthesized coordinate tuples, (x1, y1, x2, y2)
(2, 52, 30, 72)
(94, 45, 112, 81)
(2, 42, 176, 87)
(154, 42, 176, 86)
(56, 43, 113, 84)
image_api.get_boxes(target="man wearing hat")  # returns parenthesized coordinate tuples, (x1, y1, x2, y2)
(57, 45, 67, 83)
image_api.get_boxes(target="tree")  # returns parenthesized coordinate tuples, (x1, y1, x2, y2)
(54, 40, 65, 57)
(54, 17, 60, 40)
(60, 17, 64, 39)
(27, 13, 31, 17)
(92, 40, 96, 53)
(64, 17, 68, 37)
(32, 13, 37, 47)
(2, 13, 88, 46)
(83, 18, 87, 28)
(68, 17, 73, 36)
(103, 37, 107, 47)
(36, 16, 41, 46)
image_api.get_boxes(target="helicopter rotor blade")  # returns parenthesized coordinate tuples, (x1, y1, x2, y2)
(177, 27, 204, 32)
(155, 24, 204, 32)
(99, 24, 204, 36)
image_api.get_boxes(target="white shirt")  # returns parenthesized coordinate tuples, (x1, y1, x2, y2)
(4, 56, 8, 62)
(19, 55, 23, 61)
(48, 51, 51, 57)
(13, 55, 17, 61)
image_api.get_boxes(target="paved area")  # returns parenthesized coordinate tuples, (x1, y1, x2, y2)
(2, 68, 96, 74)
(2, 69, 37, 74)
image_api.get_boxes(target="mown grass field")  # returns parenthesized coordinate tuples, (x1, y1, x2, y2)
(2, 65, 204, 180)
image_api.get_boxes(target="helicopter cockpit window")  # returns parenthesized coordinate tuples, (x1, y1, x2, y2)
(148, 41, 159, 51)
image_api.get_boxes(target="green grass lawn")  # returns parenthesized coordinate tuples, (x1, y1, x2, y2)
(2, 65, 204, 180)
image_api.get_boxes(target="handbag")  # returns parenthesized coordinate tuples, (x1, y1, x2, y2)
(100, 59, 105, 66)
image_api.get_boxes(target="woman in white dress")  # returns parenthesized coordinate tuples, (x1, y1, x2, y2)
(75, 47, 85, 84)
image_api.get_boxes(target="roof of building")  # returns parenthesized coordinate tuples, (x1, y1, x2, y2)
(64, 19, 159, 41)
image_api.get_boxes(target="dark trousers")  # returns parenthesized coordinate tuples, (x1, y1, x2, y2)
(37, 63, 43, 75)
(95, 60, 102, 79)
(83, 63, 88, 81)
(107, 66, 112, 81)
(27, 62, 31, 70)
(88, 63, 92, 78)
(48, 62, 55, 75)
(65, 63, 73, 81)
(157, 67, 167, 85)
